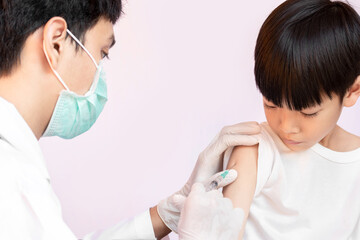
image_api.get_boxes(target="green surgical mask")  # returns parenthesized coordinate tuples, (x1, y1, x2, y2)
(42, 29, 108, 139)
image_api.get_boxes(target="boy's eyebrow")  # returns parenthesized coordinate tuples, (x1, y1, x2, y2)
(301, 106, 323, 112)
(109, 34, 116, 48)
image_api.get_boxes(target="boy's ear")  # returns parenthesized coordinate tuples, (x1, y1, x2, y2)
(343, 76, 360, 107)
(42, 17, 68, 70)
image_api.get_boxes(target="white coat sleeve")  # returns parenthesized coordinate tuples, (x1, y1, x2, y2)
(0, 151, 156, 240)
(0, 141, 157, 240)
(0, 158, 44, 240)
(349, 215, 360, 240)
(83, 210, 156, 240)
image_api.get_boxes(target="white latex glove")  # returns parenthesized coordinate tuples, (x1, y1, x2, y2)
(177, 183, 244, 240)
(158, 121, 260, 232)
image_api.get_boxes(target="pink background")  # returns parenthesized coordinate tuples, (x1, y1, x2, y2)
(39, 1, 360, 239)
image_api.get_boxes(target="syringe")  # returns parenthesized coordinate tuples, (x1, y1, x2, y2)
(206, 170, 230, 191)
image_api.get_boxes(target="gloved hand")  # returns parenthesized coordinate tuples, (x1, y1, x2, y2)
(158, 121, 260, 232)
(177, 183, 244, 240)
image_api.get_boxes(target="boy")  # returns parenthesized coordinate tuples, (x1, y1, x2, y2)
(223, 0, 360, 239)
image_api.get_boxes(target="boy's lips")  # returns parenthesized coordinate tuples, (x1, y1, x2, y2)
(282, 138, 302, 145)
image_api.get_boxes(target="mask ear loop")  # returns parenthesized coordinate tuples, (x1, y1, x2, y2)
(43, 40, 70, 91)
(66, 29, 99, 68)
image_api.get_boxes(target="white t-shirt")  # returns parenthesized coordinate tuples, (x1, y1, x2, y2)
(224, 123, 360, 240)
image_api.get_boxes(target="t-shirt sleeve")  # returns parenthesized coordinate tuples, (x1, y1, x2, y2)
(254, 127, 278, 196)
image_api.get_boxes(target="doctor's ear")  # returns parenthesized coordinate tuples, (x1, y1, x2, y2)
(343, 76, 360, 107)
(42, 17, 68, 69)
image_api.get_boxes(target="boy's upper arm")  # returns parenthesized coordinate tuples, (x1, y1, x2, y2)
(222, 144, 259, 239)
(221, 124, 278, 239)
(223, 124, 278, 200)
(223, 144, 258, 209)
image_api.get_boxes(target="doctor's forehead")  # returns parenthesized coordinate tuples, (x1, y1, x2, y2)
(84, 17, 116, 48)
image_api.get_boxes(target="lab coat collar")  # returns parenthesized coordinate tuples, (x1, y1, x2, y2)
(0, 97, 50, 180)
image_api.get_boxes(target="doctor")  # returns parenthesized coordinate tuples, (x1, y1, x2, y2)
(0, 0, 260, 239)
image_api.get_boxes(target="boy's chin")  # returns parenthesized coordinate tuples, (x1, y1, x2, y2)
(283, 141, 315, 152)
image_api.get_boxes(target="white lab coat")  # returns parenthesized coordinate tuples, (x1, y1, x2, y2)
(0, 97, 156, 240)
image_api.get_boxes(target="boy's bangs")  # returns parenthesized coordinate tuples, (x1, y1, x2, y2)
(254, 0, 360, 111)
(255, 32, 331, 111)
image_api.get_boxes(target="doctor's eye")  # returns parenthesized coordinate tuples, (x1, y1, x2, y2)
(101, 51, 110, 59)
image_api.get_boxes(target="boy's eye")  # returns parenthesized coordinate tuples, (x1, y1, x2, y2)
(264, 103, 277, 109)
(301, 112, 319, 118)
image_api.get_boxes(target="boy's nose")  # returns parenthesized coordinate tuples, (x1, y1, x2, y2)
(279, 110, 300, 134)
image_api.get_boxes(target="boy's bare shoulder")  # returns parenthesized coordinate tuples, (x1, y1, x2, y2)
(232, 145, 259, 154)
(227, 145, 259, 169)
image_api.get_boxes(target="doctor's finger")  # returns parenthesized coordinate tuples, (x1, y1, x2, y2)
(220, 134, 260, 147)
(205, 135, 259, 159)
(172, 194, 187, 210)
(220, 121, 261, 135)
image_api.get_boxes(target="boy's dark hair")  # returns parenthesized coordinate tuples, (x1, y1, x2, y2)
(0, 0, 122, 77)
(255, 0, 360, 110)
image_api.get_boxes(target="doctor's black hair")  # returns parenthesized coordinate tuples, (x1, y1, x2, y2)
(254, 0, 360, 110)
(0, 0, 122, 77)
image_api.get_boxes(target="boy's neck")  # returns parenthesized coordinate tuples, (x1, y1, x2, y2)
(319, 125, 360, 152)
